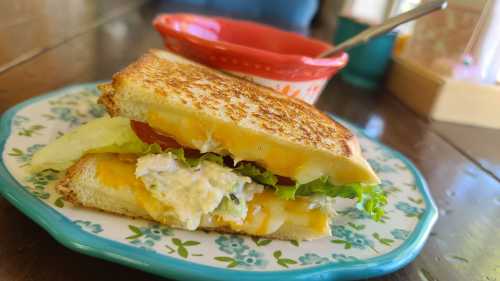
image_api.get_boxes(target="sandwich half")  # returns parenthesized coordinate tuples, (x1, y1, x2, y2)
(32, 49, 386, 240)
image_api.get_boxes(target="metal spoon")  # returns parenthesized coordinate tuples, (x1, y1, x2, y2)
(318, 0, 448, 58)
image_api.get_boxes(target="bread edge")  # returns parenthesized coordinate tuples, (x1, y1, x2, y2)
(56, 154, 330, 241)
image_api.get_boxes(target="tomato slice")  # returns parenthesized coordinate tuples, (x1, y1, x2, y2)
(277, 175, 294, 185)
(130, 120, 181, 149)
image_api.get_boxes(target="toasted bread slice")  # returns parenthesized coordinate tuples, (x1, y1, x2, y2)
(57, 154, 151, 220)
(98, 49, 379, 185)
(57, 154, 332, 241)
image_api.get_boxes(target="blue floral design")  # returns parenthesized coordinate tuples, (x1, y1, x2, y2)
(214, 235, 267, 269)
(348, 233, 373, 249)
(380, 179, 393, 188)
(44, 90, 105, 126)
(391, 228, 410, 240)
(74, 220, 103, 234)
(25, 169, 59, 199)
(367, 159, 395, 173)
(17, 124, 45, 137)
(331, 254, 359, 262)
(127, 224, 173, 250)
(298, 253, 330, 265)
(337, 207, 372, 220)
(27, 144, 45, 157)
(8, 144, 45, 166)
(332, 224, 352, 238)
(142, 224, 173, 240)
(331, 225, 374, 250)
(381, 179, 402, 195)
(50, 107, 80, 126)
(395, 202, 424, 218)
(130, 238, 155, 250)
(12, 115, 29, 127)
(235, 250, 267, 269)
(88, 103, 106, 118)
(215, 235, 249, 255)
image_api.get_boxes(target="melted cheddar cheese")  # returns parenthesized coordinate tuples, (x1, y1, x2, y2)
(147, 110, 377, 185)
(225, 191, 329, 236)
(96, 156, 139, 189)
(96, 155, 181, 226)
(95, 154, 330, 237)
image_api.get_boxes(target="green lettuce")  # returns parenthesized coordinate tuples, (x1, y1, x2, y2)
(234, 163, 278, 186)
(167, 148, 224, 168)
(33, 116, 386, 221)
(274, 185, 297, 200)
(212, 195, 245, 220)
(31, 116, 152, 172)
(187, 152, 224, 167)
(275, 176, 387, 221)
(150, 147, 387, 220)
(235, 162, 386, 221)
(164, 148, 187, 163)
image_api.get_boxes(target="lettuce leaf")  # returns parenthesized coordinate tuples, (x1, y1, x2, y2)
(201, 153, 224, 166)
(212, 195, 245, 221)
(275, 176, 387, 221)
(142, 143, 163, 154)
(274, 185, 298, 200)
(165, 148, 187, 163)
(165, 149, 224, 168)
(233, 163, 386, 221)
(234, 163, 278, 186)
(185, 152, 224, 167)
(31, 116, 152, 172)
(33, 116, 386, 221)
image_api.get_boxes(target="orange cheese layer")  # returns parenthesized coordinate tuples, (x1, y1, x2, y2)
(226, 191, 329, 236)
(146, 110, 378, 185)
(96, 156, 140, 189)
(96, 155, 175, 224)
(95, 155, 329, 235)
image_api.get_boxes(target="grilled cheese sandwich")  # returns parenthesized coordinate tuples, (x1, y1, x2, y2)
(33, 49, 386, 240)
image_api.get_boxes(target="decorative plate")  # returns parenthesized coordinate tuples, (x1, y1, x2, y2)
(0, 83, 438, 281)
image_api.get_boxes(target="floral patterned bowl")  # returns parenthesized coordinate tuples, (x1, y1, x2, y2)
(153, 14, 348, 104)
(0, 83, 438, 281)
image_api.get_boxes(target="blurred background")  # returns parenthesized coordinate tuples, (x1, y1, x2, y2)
(1, 0, 498, 130)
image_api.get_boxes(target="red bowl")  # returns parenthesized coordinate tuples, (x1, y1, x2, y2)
(153, 13, 347, 81)
(153, 13, 348, 104)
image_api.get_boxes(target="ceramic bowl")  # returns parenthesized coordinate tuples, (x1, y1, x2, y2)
(153, 13, 348, 104)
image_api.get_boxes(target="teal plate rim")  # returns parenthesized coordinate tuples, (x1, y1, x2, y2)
(0, 83, 438, 281)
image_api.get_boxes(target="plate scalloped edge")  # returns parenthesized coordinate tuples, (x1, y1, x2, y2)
(0, 82, 438, 281)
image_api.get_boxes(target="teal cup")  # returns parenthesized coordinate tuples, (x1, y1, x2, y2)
(334, 16, 397, 89)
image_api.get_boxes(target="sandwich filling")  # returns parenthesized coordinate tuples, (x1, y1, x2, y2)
(93, 152, 332, 235)
(135, 152, 264, 230)
(32, 116, 386, 237)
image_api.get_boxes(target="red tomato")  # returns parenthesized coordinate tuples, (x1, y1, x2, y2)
(130, 120, 181, 149)
(277, 176, 295, 185)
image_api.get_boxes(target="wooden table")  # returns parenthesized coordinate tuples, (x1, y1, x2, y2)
(0, 1, 498, 281)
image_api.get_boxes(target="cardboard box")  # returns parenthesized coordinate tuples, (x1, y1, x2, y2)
(387, 55, 500, 129)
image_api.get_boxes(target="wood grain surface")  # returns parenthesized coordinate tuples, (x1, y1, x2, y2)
(0, 1, 498, 281)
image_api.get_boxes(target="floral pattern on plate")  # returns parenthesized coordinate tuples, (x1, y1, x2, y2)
(1, 83, 435, 272)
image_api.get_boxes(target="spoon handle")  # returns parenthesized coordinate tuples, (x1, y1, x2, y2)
(318, 0, 447, 58)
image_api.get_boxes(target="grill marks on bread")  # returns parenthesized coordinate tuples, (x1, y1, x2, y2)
(107, 50, 354, 156)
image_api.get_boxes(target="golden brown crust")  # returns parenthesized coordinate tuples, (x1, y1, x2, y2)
(97, 84, 119, 117)
(56, 154, 152, 220)
(55, 154, 93, 205)
(99, 49, 355, 157)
